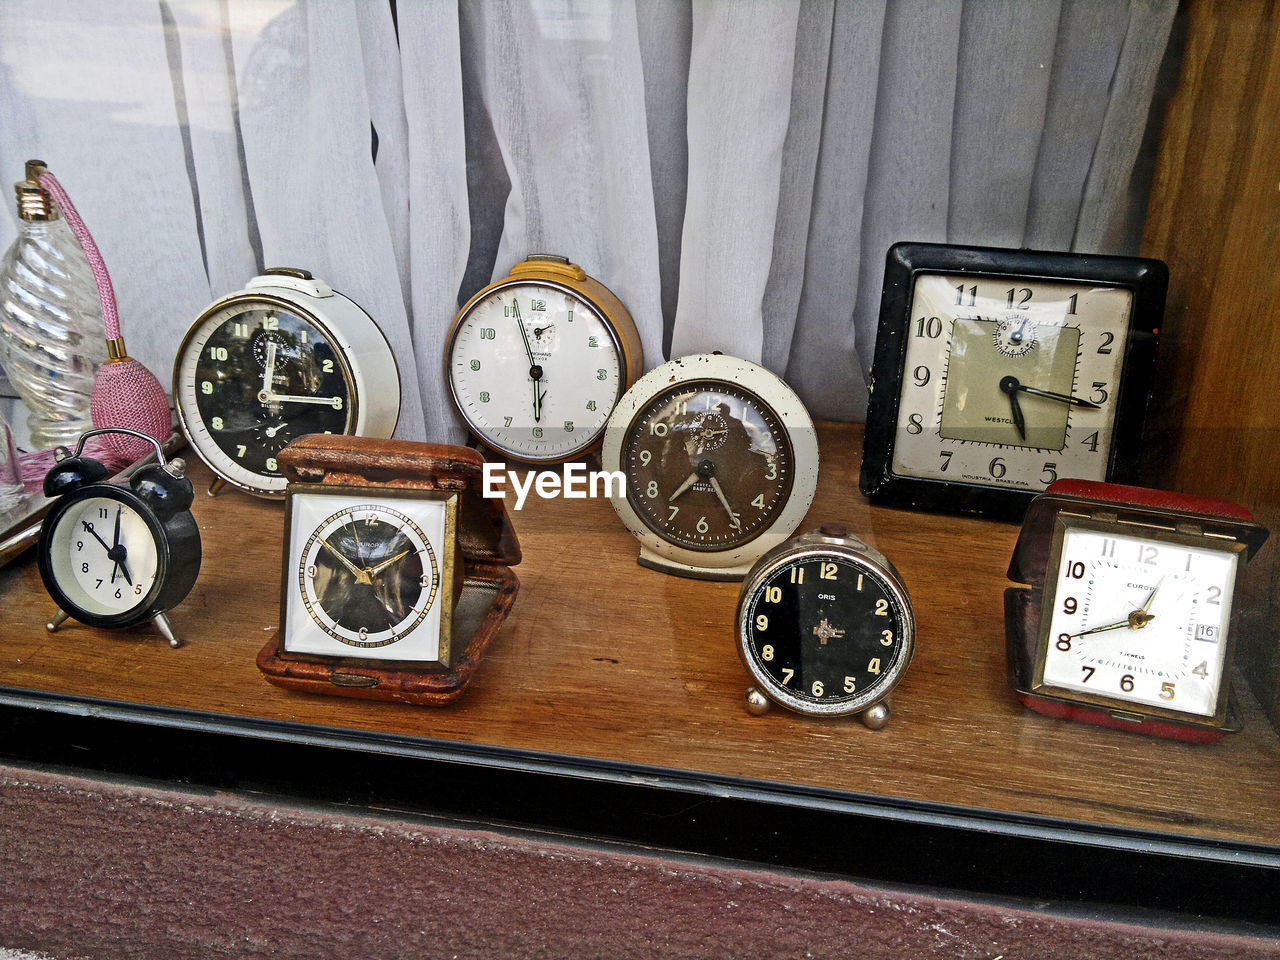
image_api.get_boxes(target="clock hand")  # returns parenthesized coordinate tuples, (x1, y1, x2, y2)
(366, 549, 413, 579)
(707, 476, 742, 529)
(81, 520, 112, 554)
(1139, 576, 1163, 614)
(667, 471, 701, 502)
(1000, 376, 1100, 409)
(261, 393, 344, 408)
(111, 506, 122, 584)
(319, 536, 371, 585)
(260, 338, 277, 400)
(999, 378, 1027, 440)
(1071, 610, 1155, 639)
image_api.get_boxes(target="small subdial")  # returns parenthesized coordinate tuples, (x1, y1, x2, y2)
(681, 410, 729, 453)
(993, 315, 1037, 357)
(253, 329, 292, 369)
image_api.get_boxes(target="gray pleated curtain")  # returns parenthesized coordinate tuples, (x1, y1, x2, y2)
(0, 0, 1177, 441)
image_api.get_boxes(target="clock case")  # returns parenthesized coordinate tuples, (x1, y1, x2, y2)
(1005, 479, 1269, 742)
(257, 434, 521, 705)
(861, 243, 1166, 522)
(445, 254, 644, 464)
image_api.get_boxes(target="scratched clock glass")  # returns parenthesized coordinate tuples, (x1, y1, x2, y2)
(446, 255, 642, 464)
(861, 243, 1165, 520)
(282, 486, 455, 666)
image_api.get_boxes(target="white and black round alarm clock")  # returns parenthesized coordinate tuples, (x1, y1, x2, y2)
(37, 428, 202, 647)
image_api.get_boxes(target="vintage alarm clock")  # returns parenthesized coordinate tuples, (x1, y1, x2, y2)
(445, 254, 643, 463)
(736, 523, 915, 727)
(1005, 480, 1269, 742)
(861, 243, 1165, 521)
(173, 268, 401, 498)
(257, 433, 521, 705)
(37, 428, 201, 648)
(601, 353, 819, 580)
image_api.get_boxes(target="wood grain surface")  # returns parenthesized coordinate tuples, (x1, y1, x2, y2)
(0, 422, 1276, 846)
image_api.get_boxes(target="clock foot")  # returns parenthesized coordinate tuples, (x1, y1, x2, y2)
(153, 612, 183, 648)
(861, 701, 890, 730)
(207, 477, 227, 497)
(45, 609, 69, 633)
(745, 686, 771, 716)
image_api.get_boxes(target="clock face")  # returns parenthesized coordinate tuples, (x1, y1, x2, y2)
(1038, 523, 1239, 718)
(45, 491, 162, 619)
(621, 380, 794, 551)
(891, 273, 1131, 492)
(447, 279, 625, 461)
(284, 489, 451, 663)
(740, 553, 912, 716)
(175, 300, 355, 494)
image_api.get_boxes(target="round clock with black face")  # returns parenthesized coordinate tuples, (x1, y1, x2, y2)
(737, 524, 915, 726)
(861, 243, 1165, 521)
(174, 269, 400, 498)
(602, 354, 819, 580)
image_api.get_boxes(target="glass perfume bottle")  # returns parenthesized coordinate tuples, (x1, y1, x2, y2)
(0, 160, 105, 450)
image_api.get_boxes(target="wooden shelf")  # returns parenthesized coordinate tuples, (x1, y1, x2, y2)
(0, 422, 1277, 849)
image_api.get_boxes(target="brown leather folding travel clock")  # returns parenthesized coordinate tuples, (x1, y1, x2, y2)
(257, 434, 521, 705)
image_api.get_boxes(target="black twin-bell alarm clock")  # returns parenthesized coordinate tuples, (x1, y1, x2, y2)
(37, 428, 202, 647)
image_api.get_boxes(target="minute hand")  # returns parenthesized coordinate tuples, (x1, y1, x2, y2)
(1012, 383, 1100, 408)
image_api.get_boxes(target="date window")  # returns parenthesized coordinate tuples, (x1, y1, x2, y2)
(1195, 624, 1219, 642)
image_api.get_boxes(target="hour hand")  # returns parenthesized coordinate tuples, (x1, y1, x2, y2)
(667, 471, 700, 502)
(366, 549, 412, 578)
(319, 537, 370, 584)
(999, 379, 1027, 440)
(707, 476, 742, 529)
(1001, 376, 1100, 409)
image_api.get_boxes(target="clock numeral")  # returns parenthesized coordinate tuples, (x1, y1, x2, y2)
(752, 494, 766, 510)
(955, 283, 976, 307)
(939, 450, 953, 472)
(1041, 462, 1058, 484)
(1138, 544, 1158, 565)
(1193, 661, 1209, 679)
(114, 588, 122, 599)
(262, 316, 279, 331)
(1081, 666, 1095, 683)
(1090, 381, 1108, 404)
(134, 584, 142, 595)
(334, 397, 344, 410)
(639, 450, 652, 465)
(504, 417, 513, 427)
(755, 614, 768, 631)
(1206, 585, 1222, 605)
(588, 336, 599, 348)
(675, 401, 688, 415)
(781, 668, 794, 685)
(874, 599, 889, 616)
(906, 414, 923, 435)
(668, 506, 679, 520)
(233, 322, 248, 337)
(236, 445, 247, 458)
(856, 574, 864, 591)
(765, 586, 782, 603)
(1100, 538, 1115, 558)
(480, 327, 496, 339)
(765, 461, 778, 480)
(761, 644, 774, 661)
(1006, 287, 1032, 309)
(988, 457, 1006, 479)
(81, 562, 89, 573)
(479, 392, 490, 403)
(790, 567, 805, 584)
(209, 346, 228, 361)
(867, 658, 882, 675)
(211, 417, 224, 430)
(819, 562, 837, 580)
(1062, 597, 1077, 615)
(1066, 562, 1085, 578)
(586, 400, 597, 411)
(563, 421, 574, 433)
(358, 627, 369, 641)
(1097, 331, 1114, 355)
(696, 516, 709, 534)
(419, 575, 432, 588)
(1120, 674, 1134, 693)
(1160, 682, 1176, 701)
(914, 316, 943, 338)
(649, 422, 668, 436)
(912, 365, 930, 387)
(266, 457, 278, 471)
(470, 360, 480, 371)
(95, 578, 103, 589)
(1066, 293, 1079, 315)
(880, 630, 894, 646)
(201, 381, 213, 395)
(76, 540, 83, 551)
(596, 369, 607, 381)
(646, 481, 659, 498)
(299, 330, 308, 343)
(843, 677, 856, 693)
(531, 299, 546, 311)
(811, 680, 824, 697)
(1056, 633, 1072, 651)
(306, 565, 317, 578)
(99, 508, 109, 519)
(1080, 431, 1100, 452)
